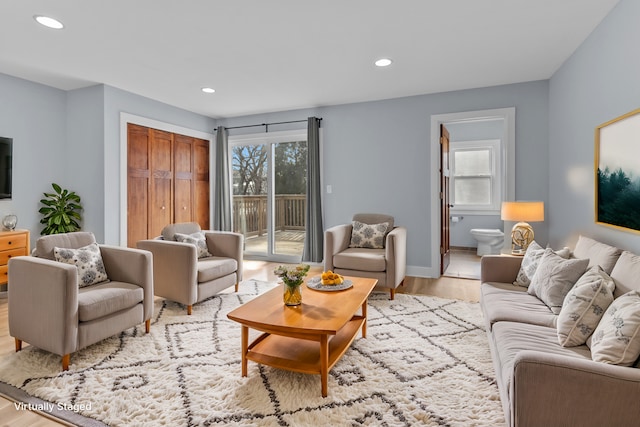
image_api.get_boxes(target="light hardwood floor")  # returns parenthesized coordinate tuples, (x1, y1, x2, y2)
(0, 260, 480, 426)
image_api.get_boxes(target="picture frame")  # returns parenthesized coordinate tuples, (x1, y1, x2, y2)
(595, 108, 640, 233)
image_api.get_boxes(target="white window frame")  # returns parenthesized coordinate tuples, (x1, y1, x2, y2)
(450, 139, 502, 215)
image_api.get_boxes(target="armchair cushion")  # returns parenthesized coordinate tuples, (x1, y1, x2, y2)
(197, 257, 238, 283)
(77, 282, 144, 322)
(334, 248, 386, 272)
(349, 221, 389, 249)
(54, 242, 109, 287)
(35, 231, 97, 260)
(161, 222, 201, 241)
(174, 231, 212, 258)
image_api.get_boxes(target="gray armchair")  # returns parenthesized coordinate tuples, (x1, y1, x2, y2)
(324, 213, 407, 300)
(8, 232, 153, 371)
(137, 222, 243, 315)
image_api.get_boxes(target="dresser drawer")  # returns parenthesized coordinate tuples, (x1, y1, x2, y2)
(0, 233, 27, 250)
(0, 247, 26, 265)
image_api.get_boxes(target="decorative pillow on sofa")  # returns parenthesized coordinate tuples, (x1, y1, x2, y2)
(573, 235, 622, 275)
(174, 231, 212, 258)
(557, 265, 615, 347)
(528, 248, 589, 314)
(514, 241, 571, 287)
(588, 291, 640, 366)
(54, 242, 109, 288)
(349, 221, 389, 249)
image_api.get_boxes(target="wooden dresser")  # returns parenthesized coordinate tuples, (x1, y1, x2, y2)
(0, 229, 30, 286)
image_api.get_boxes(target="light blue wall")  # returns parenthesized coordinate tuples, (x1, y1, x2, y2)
(446, 120, 505, 248)
(66, 85, 105, 241)
(0, 73, 67, 246)
(219, 80, 549, 275)
(549, 0, 640, 253)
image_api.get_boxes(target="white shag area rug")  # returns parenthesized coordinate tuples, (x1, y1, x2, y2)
(0, 280, 505, 426)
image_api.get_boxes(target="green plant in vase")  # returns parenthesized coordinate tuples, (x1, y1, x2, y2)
(39, 183, 83, 235)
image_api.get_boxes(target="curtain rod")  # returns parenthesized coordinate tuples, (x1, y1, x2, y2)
(214, 118, 322, 132)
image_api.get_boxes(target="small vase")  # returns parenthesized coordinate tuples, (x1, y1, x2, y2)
(283, 282, 302, 306)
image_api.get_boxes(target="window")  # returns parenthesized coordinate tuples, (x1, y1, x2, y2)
(450, 139, 502, 214)
(229, 130, 307, 262)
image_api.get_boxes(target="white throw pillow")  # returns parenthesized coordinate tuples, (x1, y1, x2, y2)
(174, 231, 212, 258)
(349, 221, 389, 249)
(54, 242, 109, 288)
(557, 265, 615, 347)
(528, 248, 589, 314)
(514, 241, 571, 287)
(589, 291, 640, 366)
(573, 235, 621, 275)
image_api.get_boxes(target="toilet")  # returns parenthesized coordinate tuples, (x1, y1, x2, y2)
(470, 229, 504, 256)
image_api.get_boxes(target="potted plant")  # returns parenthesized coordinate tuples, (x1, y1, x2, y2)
(39, 183, 83, 235)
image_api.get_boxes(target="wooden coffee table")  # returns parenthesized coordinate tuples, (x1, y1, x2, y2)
(227, 276, 377, 397)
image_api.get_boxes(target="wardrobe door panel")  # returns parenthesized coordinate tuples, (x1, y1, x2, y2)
(174, 135, 193, 224)
(194, 138, 210, 229)
(127, 124, 150, 247)
(150, 130, 173, 238)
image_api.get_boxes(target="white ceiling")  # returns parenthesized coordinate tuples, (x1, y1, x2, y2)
(0, 0, 620, 119)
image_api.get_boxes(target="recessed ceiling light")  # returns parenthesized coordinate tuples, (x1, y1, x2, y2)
(201, 87, 216, 94)
(375, 58, 393, 67)
(34, 15, 64, 29)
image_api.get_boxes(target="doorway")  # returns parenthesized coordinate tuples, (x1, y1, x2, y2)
(430, 108, 515, 278)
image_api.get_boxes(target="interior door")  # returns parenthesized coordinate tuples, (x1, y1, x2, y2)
(440, 124, 451, 274)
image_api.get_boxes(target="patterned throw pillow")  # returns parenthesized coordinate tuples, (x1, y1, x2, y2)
(174, 231, 212, 258)
(513, 241, 571, 287)
(54, 242, 109, 288)
(589, 291, 640, 366)
(557, 265, 615, 347)
(527, 248, 589, 314)
(349, 221, 389, 249)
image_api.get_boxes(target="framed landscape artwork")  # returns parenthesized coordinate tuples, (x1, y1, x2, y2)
(595, 108, 640, 233)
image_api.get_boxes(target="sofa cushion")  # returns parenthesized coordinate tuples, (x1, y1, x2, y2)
(557, 265, 616, 347)
(610, 251, 640, 298)
(589, 291, 640, 366)
(197, 257, 238, 283)
(573, 235, 622, 275)
(481, 282, 558, 330)
(528, 249, 589, 314)
(514, 241, 571, 287)
(54, 242, 109, 287)
(77, 281, 144, 322)
(174, 231, 212, 258)
(491, 321, 592, 404)
(333, 247, 386, 272)
(349, 220, 389, 249)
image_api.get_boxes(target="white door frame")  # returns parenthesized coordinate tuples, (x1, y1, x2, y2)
(429, 107, 515, 278)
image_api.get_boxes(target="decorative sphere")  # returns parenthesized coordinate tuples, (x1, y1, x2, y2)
(2, 214, 17, 230)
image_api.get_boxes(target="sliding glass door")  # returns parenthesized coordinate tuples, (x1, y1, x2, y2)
(230, 130, 307, 262)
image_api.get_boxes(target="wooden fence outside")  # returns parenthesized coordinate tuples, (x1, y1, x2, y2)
(233, 194, 306, 237)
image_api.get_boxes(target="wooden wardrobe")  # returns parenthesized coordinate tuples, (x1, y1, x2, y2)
(127, 123, 210, 247)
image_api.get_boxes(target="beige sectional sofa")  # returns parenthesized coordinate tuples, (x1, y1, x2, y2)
(480, 236, 640, 427)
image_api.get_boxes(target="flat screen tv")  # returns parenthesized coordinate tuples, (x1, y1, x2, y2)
(0, 137, 12, 199)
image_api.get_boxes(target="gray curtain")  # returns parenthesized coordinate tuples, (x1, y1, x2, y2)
(213, 126, 232, 231)
(302, 117, 323, 262)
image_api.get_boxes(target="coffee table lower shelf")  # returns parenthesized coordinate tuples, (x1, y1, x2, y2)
(243, 315, 365, 397)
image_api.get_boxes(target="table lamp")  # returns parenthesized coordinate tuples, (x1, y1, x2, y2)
(500, 201, 544, 255)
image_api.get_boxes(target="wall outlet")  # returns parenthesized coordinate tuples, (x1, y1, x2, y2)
(326, 185, 332, 194)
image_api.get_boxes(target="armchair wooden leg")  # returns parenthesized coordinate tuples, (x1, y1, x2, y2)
(145, 319, 150, 333)
(15, 338, 22, 352)
(235, 282, 239, 292)
(62, 354, 70, 371)
(389, 288, 395, 300)
(187, 305, 192, 315)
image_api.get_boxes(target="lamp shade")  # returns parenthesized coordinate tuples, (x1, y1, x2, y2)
(501, 201, 544, 222)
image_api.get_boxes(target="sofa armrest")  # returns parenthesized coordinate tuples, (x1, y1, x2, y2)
(480, 255, 523, 283)
(204, 231, 244, 281)
(511, 350, 640, 427)
(323, 224, 352, 270)
(8, 256, 79, 356)
(100, 245, 154, 321)
(136, 240, 198, 305)
(385, 226, 407, 287)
